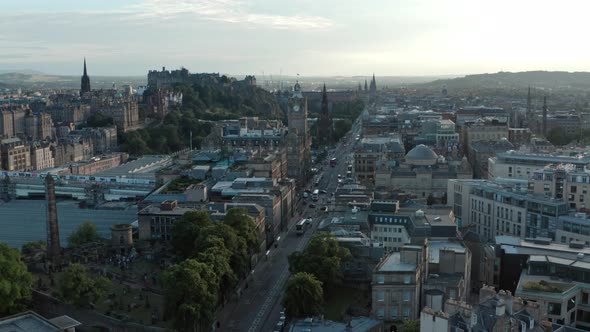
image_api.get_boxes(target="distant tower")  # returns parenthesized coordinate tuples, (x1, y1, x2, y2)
(45, 175, 61, 261)
(80, 58, 91, 96)
(542, 96, 548, 137)
(318, 83, 332, 145)
(358, 83, 362, 92)
(364, 80, 368, 92)
(369, 73, 377, 92)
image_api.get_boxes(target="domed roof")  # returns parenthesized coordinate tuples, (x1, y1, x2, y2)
(406, 144, 438, 165)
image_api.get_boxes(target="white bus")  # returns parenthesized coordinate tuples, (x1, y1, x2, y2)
(312, 189, 319, 201)
(296, 219, 308, 235)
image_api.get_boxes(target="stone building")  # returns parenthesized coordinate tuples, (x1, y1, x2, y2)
(24, 111, 54, 142)
(30, 144, 55, 171)
(0, 137, 31, 171)
(376, 144, 472, 198)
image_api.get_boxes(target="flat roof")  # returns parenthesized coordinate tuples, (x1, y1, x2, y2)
(0, 311, 61, 332)
(377, 252, 416, 272)
(428, 240, 466, 264)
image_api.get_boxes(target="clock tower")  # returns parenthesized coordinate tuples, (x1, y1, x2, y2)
(286, 82, 311, 183)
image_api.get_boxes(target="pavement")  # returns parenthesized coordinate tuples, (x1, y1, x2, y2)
(215, 116, 362, 332)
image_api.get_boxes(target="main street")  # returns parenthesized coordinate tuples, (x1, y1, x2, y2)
(216, 116, 363, 332)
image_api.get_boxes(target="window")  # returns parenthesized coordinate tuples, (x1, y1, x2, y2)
(449, 289, 457, 300)
(376, 308, 384, 319)
(403, 306, 411, 319)
(390, 307, 398, 320)
(404, 275, 411, 284)
(548, 302, 561, 315)
(377, 291, 385, 302)
(403, 290, 411, 302)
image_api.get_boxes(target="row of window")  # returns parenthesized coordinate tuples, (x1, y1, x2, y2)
(374, 306, 411, 320)
(376, 289, 412, 302)
(376, 275, 412, 284)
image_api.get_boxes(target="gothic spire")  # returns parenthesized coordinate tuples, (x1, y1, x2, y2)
(83, 57, 87, 76)
(80, 57, 91, 96)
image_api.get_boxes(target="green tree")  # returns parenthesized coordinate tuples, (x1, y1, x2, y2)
(171, 211, 212, 258)
(0, 243, 32, 314)
(21, 240, 46, 255)
(85, 113, 114, 127)
(196, 237, 237, 301)
(199, 224, 250, 278)
(400, 320, 420, 332)
(68, 221, 101, 247)
(223, 208, 260, 254)
(288, 234, 351, 292)
(282, 272, 323, 319)
(332, 119, 352, 142)
(546, 127, 572, 146)
(163, 259, 218, 332)
(57, 263, 110, 307)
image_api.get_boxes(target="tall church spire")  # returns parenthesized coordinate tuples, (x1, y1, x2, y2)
(369, 73, 377, 92)
(80, 57, 91, 96)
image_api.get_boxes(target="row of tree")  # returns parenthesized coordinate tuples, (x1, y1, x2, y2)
(163, 208, 260, 331)
(282, 234, 351, 318)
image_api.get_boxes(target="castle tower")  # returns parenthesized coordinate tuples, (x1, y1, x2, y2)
(45, 175, 61, 260)
(542, 96, 548, 137)
(80, 58, 91, 96)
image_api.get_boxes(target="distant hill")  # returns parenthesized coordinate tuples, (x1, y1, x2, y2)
(416, 71, 590, 91)
(0, 69, 46, 75)
(0, 72, 146, 89)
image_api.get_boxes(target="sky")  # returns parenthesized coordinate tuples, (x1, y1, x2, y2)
(1, 0, 590, 77)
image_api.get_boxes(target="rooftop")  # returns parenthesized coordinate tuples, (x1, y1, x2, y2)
(428, 240, 466, 264)
(376, 252, 416, 273)
(289, 317, 382, 332)
(95, 155, 171, 179)
(0, 311, 67, 332)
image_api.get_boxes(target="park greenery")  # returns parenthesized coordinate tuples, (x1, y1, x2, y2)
(282, 272, 324, 318)
(288, 234, 351, 294)
(68, 221, 102, 247)
(164, 208, 259, 330)
(120, 78, 282, 155)
(545, 127, 590, 146)
(310, 99, 365, 147)
(0, 243, 32, 315)
(57, 263, 110, 307)
(21, 240, 46, 255)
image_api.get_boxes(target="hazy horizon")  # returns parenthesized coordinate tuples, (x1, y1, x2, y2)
(2, 0, 590, 76)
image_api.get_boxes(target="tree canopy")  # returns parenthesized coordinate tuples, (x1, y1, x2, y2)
(57, 263, 110, 307)
(223, 208, 260, 254)
(163, 259, 218, 332)
(170, 211, 212, 258)
(282, 272, 324, 319)
(288, 234, 351, 292)
(68, 221, 102, 247)
(0, 242, 32, 315)
(400, 320, 420, 332)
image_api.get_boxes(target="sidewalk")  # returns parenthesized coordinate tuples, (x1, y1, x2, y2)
(214, 213, 302, 330)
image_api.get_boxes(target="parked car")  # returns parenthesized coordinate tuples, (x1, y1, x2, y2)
(309, 203, 316, 208)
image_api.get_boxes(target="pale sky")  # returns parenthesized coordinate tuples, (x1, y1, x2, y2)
(1, 0, 589, 76)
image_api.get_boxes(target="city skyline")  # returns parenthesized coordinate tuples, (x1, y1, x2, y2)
(2, 0, 590, 76)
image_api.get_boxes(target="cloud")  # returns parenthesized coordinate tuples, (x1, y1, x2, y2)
(125, 0, 333, 29)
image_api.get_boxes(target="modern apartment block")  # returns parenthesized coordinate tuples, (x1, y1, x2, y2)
(530, 164, 590, 212)
(447, 179, 568, 241)
(488, 151, 590, 180)
(496, 236, 590, 329)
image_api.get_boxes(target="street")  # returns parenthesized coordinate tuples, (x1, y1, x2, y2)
(216, 116, 362, 332)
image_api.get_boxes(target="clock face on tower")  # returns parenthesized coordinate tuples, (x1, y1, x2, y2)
(293, 105, 300, 112)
